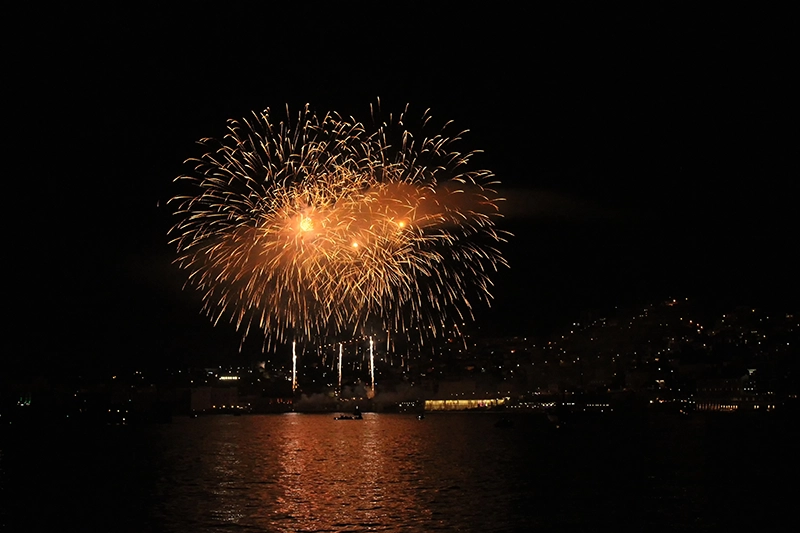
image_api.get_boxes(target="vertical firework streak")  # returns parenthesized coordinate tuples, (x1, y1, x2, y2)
(369, 336, 375, 397)
(169, 103, 509, 350)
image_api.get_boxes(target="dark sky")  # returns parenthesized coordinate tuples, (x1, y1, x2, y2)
(9, 4, 796, 371)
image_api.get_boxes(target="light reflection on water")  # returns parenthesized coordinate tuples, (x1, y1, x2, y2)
(157, 413, 485, 532)
(3, 412, 797, 532)
(146, 413, 542, 532)
(145, 413, 681, 532)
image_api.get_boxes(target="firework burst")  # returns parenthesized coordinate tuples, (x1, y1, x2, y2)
(169, 103, 508, 348)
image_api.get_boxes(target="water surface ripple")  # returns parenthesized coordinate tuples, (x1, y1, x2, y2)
(3, 412, 795, 532)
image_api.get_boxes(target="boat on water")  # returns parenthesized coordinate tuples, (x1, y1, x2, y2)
(335, 407, 363, 420)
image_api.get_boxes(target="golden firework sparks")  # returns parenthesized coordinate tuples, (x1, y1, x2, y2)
(169, 103, 508, 348)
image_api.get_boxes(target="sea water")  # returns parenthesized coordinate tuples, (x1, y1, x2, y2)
(2, 412, 794, 532)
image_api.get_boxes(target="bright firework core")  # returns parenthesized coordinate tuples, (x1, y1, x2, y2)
(169, 103, 509, 348)
(299, 216, 314, 233)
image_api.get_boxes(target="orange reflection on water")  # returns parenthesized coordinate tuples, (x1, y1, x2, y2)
(171, 413, 503, 532)
(272, 412, 431, 531)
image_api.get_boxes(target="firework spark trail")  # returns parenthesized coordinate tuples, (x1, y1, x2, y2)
(169, 103, 508, 348)
(369, 336, 375, 397)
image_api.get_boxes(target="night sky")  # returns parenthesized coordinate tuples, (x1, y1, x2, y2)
(9, 4, 795, 371)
